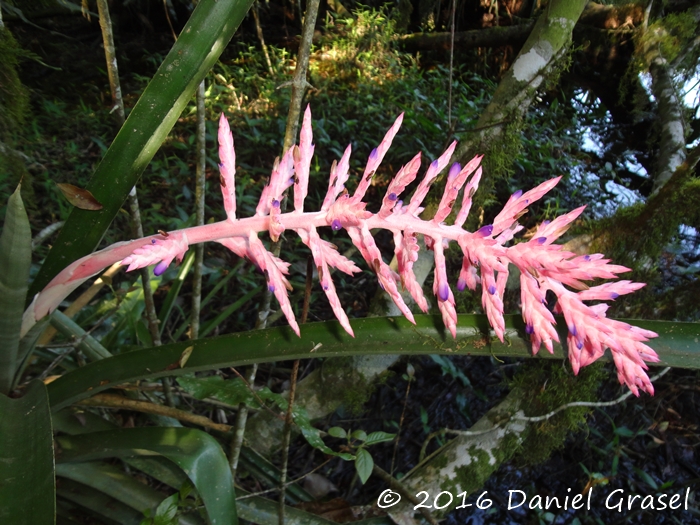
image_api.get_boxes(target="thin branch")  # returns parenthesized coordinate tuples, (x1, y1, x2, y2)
(190, 80, 206, 340)
(236, 458, 331, 500)
(229, 364, 259, 477)
(76, 393, 232, 432)
(279, 257, 312, 522)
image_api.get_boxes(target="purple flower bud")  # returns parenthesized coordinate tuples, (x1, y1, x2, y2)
(448, 162, 461, 179)
(388, 192, 397, 201)
(569, 325, 577, 337)
(457, 278, 466, 292)
(369, 148, 378, 161)
(488, 285, 496, 295)
(543, 220, 551, 225)
(430, 159, 439, 170)
(525, 324, 534, 334)
(268, 284, 275, 293)
(536, 237, 547, 245)
(512, 189, 523, 199)
(272, 199, 280, 208)
(576, 340, 584, 350)
(610, 292, 619, 299)
(331, 219, 342, 231)
(154, 261, 168, 276)
(438, 282, 450, 301)
(151, 239, 157, 244)
(476, 224, 493, 237)
(584, 255, 591, 261)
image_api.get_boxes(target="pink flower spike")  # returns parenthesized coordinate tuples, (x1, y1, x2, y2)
(434, 154, 483, 224)
(432, 238, 457, 337)
(294, 105, 314, 213)
(351, 225, 415, 323)
(533, 206, 586, 242)
(379, 152, 422, 219)
(492, 176, 562, 236)
(218, 114, 237, 221)
(352, 113, 404, 202)
(122, 232, 189, 274)
(247, 232, 299, 336)
(303, 226, 354, 336)
(256, 147, 295, 217)
(322, 144, 352, 211)
(406, 141, 457, 216)
(454, 165, 482, 228)
(394, 230, 429, 312)
(577, 281, 646, 301)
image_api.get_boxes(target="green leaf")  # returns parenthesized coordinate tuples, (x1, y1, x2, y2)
(355, 448, 374, 484)
(56, 462, 202, 525)
(328, 427, 347, 439)
(46, 315, 700, 413)
(364, 431, 396, 446)
(0, 185, 31, 394)
(153, 493, 179, 524)
(0, 381, 55, 525)
(30, 0, 256, 297)
(350, 429, 367, 441)
(57, 427, 236, 525)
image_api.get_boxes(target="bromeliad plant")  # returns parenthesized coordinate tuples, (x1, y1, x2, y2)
(23, 106, 659, 395)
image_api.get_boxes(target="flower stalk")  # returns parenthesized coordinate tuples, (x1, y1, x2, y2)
(24, 107, 659, 395)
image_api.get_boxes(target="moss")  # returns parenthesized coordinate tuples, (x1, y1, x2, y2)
(509, 361, 604, 466)
(319, 357, 375, 416)
(0, 29, 29, 140)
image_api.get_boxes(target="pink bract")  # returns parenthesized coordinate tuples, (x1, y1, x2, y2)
(24, 106, 659, 395)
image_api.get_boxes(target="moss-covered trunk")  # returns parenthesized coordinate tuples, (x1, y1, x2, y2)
(453, 0, 588, 171)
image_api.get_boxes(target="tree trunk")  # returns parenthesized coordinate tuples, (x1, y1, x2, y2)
(453, 0, 588, 167)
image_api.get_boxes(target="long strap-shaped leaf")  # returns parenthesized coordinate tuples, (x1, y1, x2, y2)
(0, 185, 31, 394)
(47, 315, 700, 411)
(0, 381, 55, 525)
(29, 0, 255, 298)
(57, 427, 236, 525)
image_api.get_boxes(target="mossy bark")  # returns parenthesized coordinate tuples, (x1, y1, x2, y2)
(453, 0, 588, 172)
(388, 390, 526, 525)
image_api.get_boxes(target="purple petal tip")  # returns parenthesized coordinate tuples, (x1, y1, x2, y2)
(272, 199, 280, 208)
(488, 285, 496, 295)
(610, 292, 619, 299)
(438, 283, 450, 302)
(512, 189, 523, 199)
(369, 148, 378, 161)
(525, 324, 534, 334)
(476, 224, 493, 237)
(268, 284, 275, 293)
(331, 219, 342, 231)
(388, 192, 397, 201)
(457, 278, 466, 292)
(536, 237, 547, 245)
(569, 325, 577, 337)
(430, 159, 439, 170)
(576, 340, 584, 350)
(154, 261, 168, 276)
(448, 162, 461, 179)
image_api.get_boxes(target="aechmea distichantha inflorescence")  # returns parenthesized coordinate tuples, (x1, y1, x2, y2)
(24, 106, 659, 396)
